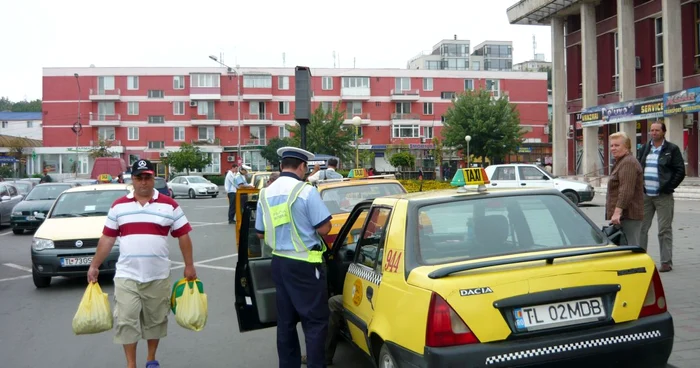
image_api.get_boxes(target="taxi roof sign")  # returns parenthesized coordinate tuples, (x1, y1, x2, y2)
(451, 168, 490, 192)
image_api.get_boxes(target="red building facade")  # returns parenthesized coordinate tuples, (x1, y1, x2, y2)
(40, 67, 548, 177)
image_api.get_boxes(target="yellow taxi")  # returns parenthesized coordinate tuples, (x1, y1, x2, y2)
(234, 168, 673, 367)
(248, 171, 274, 189)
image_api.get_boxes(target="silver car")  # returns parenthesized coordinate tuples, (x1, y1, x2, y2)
(0, 183, 23, 226)
(168, 175, 219, 199)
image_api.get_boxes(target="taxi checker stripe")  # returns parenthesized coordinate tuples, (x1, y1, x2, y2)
(348, 263, 382, 285)
(484, 330, 662, 365)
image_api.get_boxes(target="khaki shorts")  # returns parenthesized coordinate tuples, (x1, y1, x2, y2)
(113, 277, 171, 345)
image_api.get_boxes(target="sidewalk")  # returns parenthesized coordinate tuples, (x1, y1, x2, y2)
(562, 176, 700, 200)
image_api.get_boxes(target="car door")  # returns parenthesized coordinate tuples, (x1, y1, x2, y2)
(488, 166, 518, 188)
(517, 165, 551, 188)
(174, 177, 187, 195)
(0, 184, 11, 220)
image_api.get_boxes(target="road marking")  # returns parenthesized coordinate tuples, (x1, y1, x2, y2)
(170, 254, 237, 271)
(0, 275, 32, 283)
(191, 221, 229, 228)
(197, 254, 238, 263)
(194, 205, 230, 209)
(0, 231, 13, 236)
(3, 263, 32, 272)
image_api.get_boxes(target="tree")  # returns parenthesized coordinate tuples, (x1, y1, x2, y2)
(358, 150, 375, 168)
(431, 137, 445, 179)
(287, 104, 355, 162)
(0, 97, 42, 112)
(389, 151, 416, 171)
(162, 143, 212, 175)
(441, 89, 524, 164)
(88, 139, 116, 159)
(260, 137, 293, 168)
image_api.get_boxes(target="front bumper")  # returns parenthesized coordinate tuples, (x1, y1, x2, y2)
(11, 217, 44, 231)
(390, 312, 673, 368)
(31, 247, 120, 277)
(578, 190, 595, 202)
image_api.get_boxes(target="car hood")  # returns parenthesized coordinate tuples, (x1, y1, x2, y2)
(35, 216, 107, 241)
(13, 199, 55, 213)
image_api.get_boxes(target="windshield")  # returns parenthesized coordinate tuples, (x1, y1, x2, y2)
(416, 194, 607, 265)
(25, 185, 72, 200)
(321, 183, 405, 215)
(187, 177, 209, 184)
(154, 177, 167, 189)
(50, 190, 128, 218)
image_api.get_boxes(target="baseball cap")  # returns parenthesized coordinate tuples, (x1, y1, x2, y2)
(132, 159, 155, 176)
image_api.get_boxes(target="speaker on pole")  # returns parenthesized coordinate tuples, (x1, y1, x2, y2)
(294, 66, 312, 150)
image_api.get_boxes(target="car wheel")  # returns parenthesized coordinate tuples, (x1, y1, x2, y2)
(188, 189, 196, 199)
(32, 268, 51, 288)
(378, 344, 397, 368)
(211, 194, 218, 198)
(169, 189, 175, 198)
(563, 191, 580, 205)
(12, 229, 23, 235)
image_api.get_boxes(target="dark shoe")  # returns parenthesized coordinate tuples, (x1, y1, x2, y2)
(301, 355, 333, 366)
(660, 264, 673, 272)
(146, 361, 160, 368)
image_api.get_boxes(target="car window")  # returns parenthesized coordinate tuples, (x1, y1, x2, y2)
(8, 185, 17, 196)
(51, 190, 128, 217)
(519, 166, 546, 180)
(320, 183, 405, 215)
(187, 177, 208, 184)
(416, 194, 607, 265)
(0, 185, 9, 197)
(24, 185, 72, 200)
(154, 178, 167, 189)
(355, 207, 392, 272)
(13, 182, 32, 194)
(492, 166, 516, 180)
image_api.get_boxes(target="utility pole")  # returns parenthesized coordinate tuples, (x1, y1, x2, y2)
(72, 73, 82, 177)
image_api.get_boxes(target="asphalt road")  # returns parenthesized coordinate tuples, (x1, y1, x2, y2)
(0, 194, 696, 367)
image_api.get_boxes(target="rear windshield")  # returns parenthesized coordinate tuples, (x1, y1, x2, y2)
(51, 190, 128, 218)
(155, 178, 167, 189)
(416, 194, 607, 265)
(24, 185, 72, 200)
(320, 183, 405, 215)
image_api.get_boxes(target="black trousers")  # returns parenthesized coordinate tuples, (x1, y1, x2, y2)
(271, 256, 329, 368)
(227, 192, 236, 222)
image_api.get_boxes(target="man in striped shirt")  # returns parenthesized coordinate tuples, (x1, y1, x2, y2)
(637, 122, 686, 272)
(88, 159, 197, 368)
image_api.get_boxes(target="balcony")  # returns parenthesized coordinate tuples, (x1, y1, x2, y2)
(242, 113, 274, 125)
(340, 87, 371, 100)
(190, 86, 221, 100)
(391, 113, 420, 122)
(89, 112, 121, 126)
(190, 113, 221, 126)
(390, 89, 420, 101)
(242, 88, 273, 100)
(243, 138, 267, 146)
(344, 112, 371, 125)
(89, 88, 121, 101)
(190, 138, 221, 146)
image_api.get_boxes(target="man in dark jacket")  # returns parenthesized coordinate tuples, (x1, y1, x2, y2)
(636, 121, 686, 272)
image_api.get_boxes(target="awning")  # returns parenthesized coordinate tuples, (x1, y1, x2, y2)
(507, 0, 580, 25)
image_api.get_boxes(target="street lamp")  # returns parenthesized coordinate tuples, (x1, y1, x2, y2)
(209, 55, 242, 160)
(465, 135, 472, 168)
(352, 116, 362, 168)
(73, 73, 82, 177)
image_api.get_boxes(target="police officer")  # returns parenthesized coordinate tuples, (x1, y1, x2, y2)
(255, 147, 333, 368)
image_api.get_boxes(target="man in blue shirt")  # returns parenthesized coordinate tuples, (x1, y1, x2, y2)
(255, 147, 332, 368)
(224, 164, 239, 224)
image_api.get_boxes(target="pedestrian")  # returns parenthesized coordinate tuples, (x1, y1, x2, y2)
(235, 165, 255, 190)
(255, 147, 333, 368)
(87, 159, 197, 368)
(307, 158, 343, 184)
(116, 173, 125, 184)
(266, 172, 280, 187)
(39, 169, 52, 183)
(637, 121, 686, 272)
(225, 163, 239, 224)
(606, 131, 645, 246)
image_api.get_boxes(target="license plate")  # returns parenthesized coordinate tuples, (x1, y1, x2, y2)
(60, 256, 93, 267)
(27, 216, 35, 221)
(513, 297, 606, 331)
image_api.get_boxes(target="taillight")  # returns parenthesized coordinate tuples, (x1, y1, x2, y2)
(425, 292, 479, 347)
(639, 268, 668, 318)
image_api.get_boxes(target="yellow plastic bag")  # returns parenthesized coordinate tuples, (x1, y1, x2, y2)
(72, 282, 113, 335)
(174, 278, 208, 332)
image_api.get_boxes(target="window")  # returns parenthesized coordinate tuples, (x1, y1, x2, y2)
(465, 79, 474, 91)
(173, 76, 185, 89)
(348, 101, 362, 115)
(342, 77, 370, 88)
(148, 115, 164, 124)
(174, 127, 185, 141)
(395, 77, 410, 91)
(426, 61, 442, 70)
(278, 101, 290, 115)
(191, 74, 220, 87)
(613, 32, 619, 92)
(423, 78, 433, 91)
(148, 90, 164, 98)
(654, 17, 664, 83)
(321, 185, 403, 216)
(278, 126, 291, 138)
(128, 127, 139, 141)
(423, 102, 433, 115)
(249, 101, 266, 118)
(173, 101, 185, 115)
(696, 4, 700, 71)
(395, 102, 411, 114)
(322, 76, 333, 90)
(416, 195, 606, 265)
(1, 121, 7, 128)
(201, 153, 220, 173)
(127, 102, 139, 115)
(320, 102, 333, 113)
(98, 127, 115, 141)
(354, 207, 393, 271)
(243, 75, 272, 88)
(392, 124, 419, 138)
(250, 126, 267, 145)
(486, 79, 500, 97)
(127, 76, 139, 90)
(198, 126, 215, 141)
(97, 102, 115, 119)
(197, 101, 215, 118)
(492, 166, 516, 180)
(148, 141, 164, 149)
(98, 76, 115, 91)
(424, 126, 434, 139)
(441, 92, 456, 99)
(519, 166, 548, 180)
(472, 61, 481, 71)
(278, 76, 289, 90)
(27, 121, 33, 128)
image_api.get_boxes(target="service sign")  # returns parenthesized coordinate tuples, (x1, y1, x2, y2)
(634, 96, 665, 119)
(664, 87, 700, 116)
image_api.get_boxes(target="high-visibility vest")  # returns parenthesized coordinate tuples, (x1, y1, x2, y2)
(259, 181, 326, 263)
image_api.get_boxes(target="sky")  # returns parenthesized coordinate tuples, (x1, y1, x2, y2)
(1, 0, 552, 102)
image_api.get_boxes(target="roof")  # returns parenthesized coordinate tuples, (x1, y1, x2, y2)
(506, 0, 580, 25)
(0, 134, 43, 148)
(0, 112, 43, 121)
(64, 183, 132, 193)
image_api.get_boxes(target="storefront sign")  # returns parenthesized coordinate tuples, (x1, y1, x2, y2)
(634, 96, 665, 118)
(581, 96, 665, 127)
(0, 156, 17, 163)
(409, 144, 434, 150)
(664, 87, 700, 116)
(371, 145, 387, 150)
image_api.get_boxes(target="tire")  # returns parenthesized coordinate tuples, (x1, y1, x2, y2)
(188, 189, 196, 199)
(32, 268, 51, 288)
(378, 344, 398, 368)
(563, 191, 580, 206)
(12, 229, 23, 235)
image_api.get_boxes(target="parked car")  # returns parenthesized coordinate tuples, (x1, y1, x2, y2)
(8, 180, 35, 196)
(10, 183, 76, 234)
(168, 175, 219, 198)
(0, 183, 23, 227)
(154, 177, 170, 197)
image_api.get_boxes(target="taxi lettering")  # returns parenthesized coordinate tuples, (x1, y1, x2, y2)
(384, 249, 402, 273)
(460, 287, 493, 296)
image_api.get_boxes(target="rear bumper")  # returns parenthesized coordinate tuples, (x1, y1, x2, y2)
(391, 312, 673, 368)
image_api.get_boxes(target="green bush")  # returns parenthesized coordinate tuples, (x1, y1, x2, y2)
(204, 175, 225, 185)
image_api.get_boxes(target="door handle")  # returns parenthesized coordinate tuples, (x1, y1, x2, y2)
(520, 183, 527, 186)
(492, 183, 497, 186)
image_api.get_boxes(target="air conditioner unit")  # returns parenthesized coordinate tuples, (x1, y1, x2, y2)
(159, 152, 168, 158)
(189, 101, 198, 107)
(227, 156, 235, 162)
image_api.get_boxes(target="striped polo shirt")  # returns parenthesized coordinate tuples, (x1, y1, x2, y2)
(103, 189, 192, 282)
(644, 141, 664, 196)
